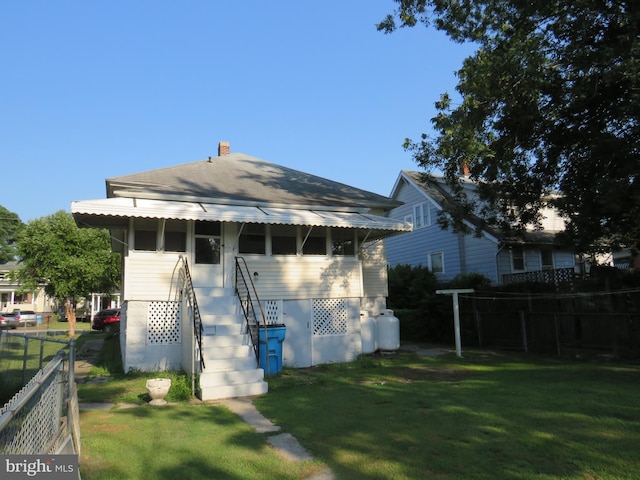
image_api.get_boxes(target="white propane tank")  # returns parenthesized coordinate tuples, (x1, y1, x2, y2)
(376, 309, 400, 351)
(360, 311, 377, 354)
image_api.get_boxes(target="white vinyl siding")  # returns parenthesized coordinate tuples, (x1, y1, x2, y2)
(361, 241, 388, 297)
(124, 254, 184, 301)
(385, 180, 436, 267)
(242, 256, 363, 300)
(386, 175, 501, 283)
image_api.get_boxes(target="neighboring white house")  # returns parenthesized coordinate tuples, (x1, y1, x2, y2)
(1, 262, 120, 322)
(0, 262, 55, 315)
(385, 170, 578, 285)
(71, 143, 411, 400)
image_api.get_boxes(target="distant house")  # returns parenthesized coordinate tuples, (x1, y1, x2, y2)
(71, 143, 411, 400)
(385, 171, 577, 285)
(0, 262, 53, 314)
(0, 262, 119, 321)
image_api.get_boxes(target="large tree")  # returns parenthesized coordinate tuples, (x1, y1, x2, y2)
(14, 211, 120, 337)
(379, 0, 640, 255)
(0, 205, 23, 264)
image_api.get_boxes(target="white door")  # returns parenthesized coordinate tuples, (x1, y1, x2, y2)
(190, 221, 224, 288)
(282, 300, 312, 367)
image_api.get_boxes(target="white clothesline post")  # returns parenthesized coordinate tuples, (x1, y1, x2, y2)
(435, 289, 475, 358)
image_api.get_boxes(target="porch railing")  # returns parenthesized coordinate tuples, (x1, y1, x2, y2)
(179, 256, 205, 370)
(235, 256, 268, 363)
(502, 267, 576, 288)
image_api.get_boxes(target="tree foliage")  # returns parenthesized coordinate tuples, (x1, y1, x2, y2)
(0, 205, 24, 264)
(14, 211, 120, 336)
(379, 0, 640, 254)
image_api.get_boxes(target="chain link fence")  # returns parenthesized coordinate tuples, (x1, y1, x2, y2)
(0, 332, 80, 455)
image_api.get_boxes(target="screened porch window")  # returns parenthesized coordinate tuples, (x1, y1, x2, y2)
(134, 219, 158, 251)
(271, 225, 297, 255)
(163, 220, 187, 252)
(239, 224, 266, 255)
(302, 227, 327, 255)
(331, 229, 355, 256)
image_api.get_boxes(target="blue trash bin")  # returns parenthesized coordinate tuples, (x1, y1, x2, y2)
(258, 324, 286, 375)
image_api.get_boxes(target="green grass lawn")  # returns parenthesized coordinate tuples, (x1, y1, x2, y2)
(76, 336, 640, 480)
(80, 405, 325, 480)
(255, 351, 640, 480)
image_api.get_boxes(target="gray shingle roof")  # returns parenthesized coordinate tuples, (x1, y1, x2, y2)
(107, 153, 399, 210)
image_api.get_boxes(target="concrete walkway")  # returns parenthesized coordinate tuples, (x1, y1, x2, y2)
(216, 397, 335, 479)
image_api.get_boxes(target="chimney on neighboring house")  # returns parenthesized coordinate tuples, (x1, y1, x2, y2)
(218, 141, 230, 156)
(460, 159, 471, 176)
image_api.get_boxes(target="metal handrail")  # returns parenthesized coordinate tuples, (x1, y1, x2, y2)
(180, 257, 205, 370)
(234, 256, 268, 370)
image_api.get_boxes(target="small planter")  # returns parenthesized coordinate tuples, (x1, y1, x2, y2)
(146, 378, 171, 406)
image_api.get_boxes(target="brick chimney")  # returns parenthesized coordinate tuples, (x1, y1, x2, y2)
(218, 141, 230, 156)
(459, 159, 470, 176)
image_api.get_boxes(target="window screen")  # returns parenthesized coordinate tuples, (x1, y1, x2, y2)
(239, 224, 266, 254)
(271, 225, 297, 255)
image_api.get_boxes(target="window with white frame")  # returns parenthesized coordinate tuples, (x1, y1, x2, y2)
(540, 248, 554, 270)
(413, 202, 431, 229)
(511, 246, 525, 271)
(404, 214, 414, 229)
(430, 252, 444, 274)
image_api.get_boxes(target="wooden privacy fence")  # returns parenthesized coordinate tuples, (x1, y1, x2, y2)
(456, 289, 640, 357)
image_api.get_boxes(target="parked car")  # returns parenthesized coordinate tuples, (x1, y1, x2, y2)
(0, 312, 17, 329)
(92, 308, 121, 333)
(13, 309, 37, 327)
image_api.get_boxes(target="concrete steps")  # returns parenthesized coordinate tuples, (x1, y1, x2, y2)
(194, 287, 267, 401)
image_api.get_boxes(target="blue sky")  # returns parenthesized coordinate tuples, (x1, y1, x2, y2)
(1, 1, 473, 222)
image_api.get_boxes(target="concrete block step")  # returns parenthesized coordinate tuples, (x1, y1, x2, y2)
(202, 333, 250, 347)
(201, 345, 253, 360)
(199, 368, 265, 388)
(196, 297, 240, 315)
(203, 356, 258, 372)
(201, 313, 245, 325)
(203, 323, 246, 336)
(193, 287, 234, 298)
(199, 380, 268, 401)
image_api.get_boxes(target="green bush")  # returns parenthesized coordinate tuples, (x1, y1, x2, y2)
(387, 264, 438, 311)
(388, 265, 493, 343)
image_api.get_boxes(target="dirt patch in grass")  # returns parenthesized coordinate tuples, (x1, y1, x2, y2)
(356, 366, 468, 385)
(392, 365, 468, 382)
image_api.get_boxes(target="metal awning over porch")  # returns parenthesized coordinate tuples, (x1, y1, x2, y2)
(71, 197, 412, 240)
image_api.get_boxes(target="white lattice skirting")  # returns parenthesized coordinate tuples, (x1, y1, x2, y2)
(146, 301, 181, 344)
(312, 298, 348, 336)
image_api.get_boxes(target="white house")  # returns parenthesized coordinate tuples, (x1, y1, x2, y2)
(71, 143, 411, 399)
(385, 170, 577, 285)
